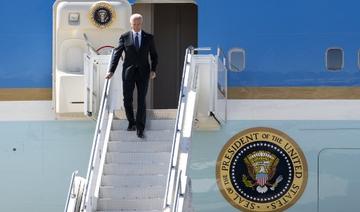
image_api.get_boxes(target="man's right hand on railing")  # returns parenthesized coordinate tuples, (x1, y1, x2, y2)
(105, 72, 114, 79)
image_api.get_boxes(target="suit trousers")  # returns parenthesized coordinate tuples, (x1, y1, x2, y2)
(122, 69, 149, 131)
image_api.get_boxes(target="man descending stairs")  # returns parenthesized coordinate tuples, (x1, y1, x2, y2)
(96, 117, 175, 212)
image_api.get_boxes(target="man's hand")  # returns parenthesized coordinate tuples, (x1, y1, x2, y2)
(105, 72, 114, 79)
(150, 71, 156, 80)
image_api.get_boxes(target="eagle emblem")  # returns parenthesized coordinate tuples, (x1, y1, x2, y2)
(89, 2, 116, 29)
(216, 128, 308, 211)
(242, 150, 283, 193)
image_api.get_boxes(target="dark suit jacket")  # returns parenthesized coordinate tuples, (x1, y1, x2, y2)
(109, 30, 158, 81)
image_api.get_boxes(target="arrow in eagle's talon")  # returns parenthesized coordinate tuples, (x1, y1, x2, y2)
(270, 175, 283, 191)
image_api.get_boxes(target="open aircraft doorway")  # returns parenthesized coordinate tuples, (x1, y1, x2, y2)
(132, 0, 198, 109)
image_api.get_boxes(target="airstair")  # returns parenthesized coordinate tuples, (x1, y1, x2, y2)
(64, 47, 228, 212)
(96, 117, 175, 211)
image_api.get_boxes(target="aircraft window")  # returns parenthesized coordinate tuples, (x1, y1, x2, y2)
(326, 48, 344, 71)
(228, 48, 245, 72)
(68, 12, 80, 25)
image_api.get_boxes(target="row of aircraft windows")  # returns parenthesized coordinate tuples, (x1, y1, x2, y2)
(227, 48, 353, 72)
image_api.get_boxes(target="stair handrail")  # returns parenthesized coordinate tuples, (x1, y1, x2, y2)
(163, 46, 194, 212)
(64, 171, 79, 212)
(79, 77, 111, 211)
(64, 48, 121, 212)
(215, 47, 228, 123)
(64, 70, 113, 212)
(164, 47, 212, 212)
(79, 50, 118, 212)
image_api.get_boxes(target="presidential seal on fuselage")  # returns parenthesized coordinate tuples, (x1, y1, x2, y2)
(216, 127, 307, 211)
(89, 1, 116, 29)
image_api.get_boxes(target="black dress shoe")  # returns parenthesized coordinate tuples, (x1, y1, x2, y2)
(127, 123, 136, 131)
(137, 129, 144, 138)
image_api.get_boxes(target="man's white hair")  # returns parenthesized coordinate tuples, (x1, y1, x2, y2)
(130, 13, 143, 23)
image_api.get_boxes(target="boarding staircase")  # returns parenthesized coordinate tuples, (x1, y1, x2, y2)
(97, 117, 175, 211)
(64, 47, 228, 212)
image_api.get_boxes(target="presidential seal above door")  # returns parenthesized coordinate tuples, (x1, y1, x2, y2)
(89, 1, 116, 29)
(216, 127, 307, 211)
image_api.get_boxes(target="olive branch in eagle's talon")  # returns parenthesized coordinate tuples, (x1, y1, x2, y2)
(242, 175, 255, 189)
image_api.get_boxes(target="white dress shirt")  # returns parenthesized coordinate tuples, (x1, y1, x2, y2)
(132, 30, 142, 48)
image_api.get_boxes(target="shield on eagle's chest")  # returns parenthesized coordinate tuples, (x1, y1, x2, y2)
(256, 172, 268, 186)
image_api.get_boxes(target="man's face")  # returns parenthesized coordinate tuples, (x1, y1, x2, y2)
(131, 18, 142, 32)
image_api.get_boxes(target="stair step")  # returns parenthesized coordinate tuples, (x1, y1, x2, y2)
(103, 163, 168, 175)
(97, 117, 174, 211)
(99, 186, 165, 199)
(112, 119, 175, 131)
(107, 141, 172, 153)
(115, 109, 177, 120)
(101, 175, 167, 187)
(110, 130, 173, 141)
(106, 152, 171, 164)
(97, 198, 163, 210)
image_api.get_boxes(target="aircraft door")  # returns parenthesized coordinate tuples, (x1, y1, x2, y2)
(53, 0, 131, 116)
(133, 2, 198, 109)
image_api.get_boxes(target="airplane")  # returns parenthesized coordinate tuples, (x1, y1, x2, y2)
(0, 0, 359, 211)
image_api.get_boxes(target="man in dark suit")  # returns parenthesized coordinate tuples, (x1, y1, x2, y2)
(105, 13, 158, 138)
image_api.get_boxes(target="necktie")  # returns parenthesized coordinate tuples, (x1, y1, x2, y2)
(135, 32, 139, 50)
